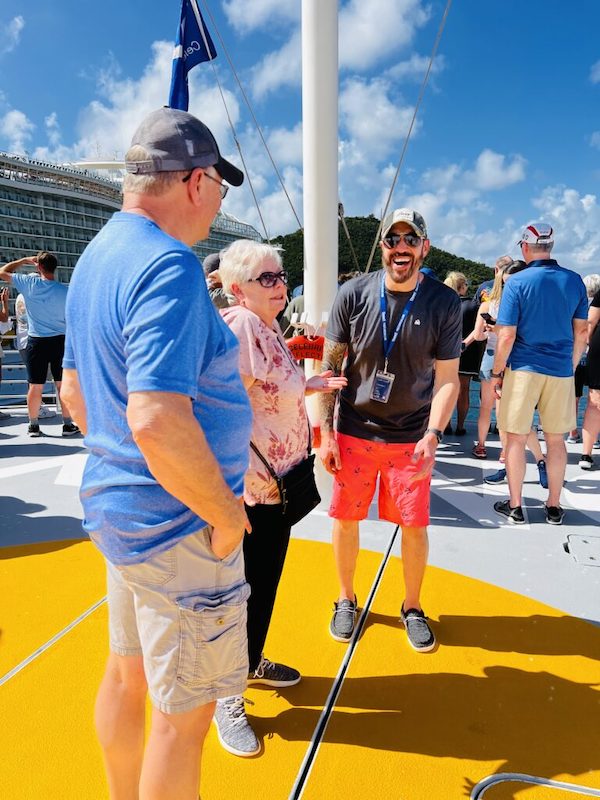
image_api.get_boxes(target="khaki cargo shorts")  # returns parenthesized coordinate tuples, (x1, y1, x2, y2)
(106, 526, 250, 714)
(498, 367, 576, 435)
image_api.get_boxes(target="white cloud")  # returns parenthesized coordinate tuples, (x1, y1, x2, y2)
(45, 112, 61, 147)
(467, 149, 526, 191)
(590, 60, 600, 84)
(339, 0, 430, 71)
(0, 109, 34, 153)
(339, 77, 417, 161)
(222, 0, 299, 34)
(267, 122, 302, 166)
(0, 15, 25, 56)
(385, 53, 446, 83)
(590, 131, 600, 150)
(251, 31, 301, 99)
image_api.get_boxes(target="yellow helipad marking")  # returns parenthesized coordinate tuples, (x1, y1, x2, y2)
(0, 538, 383, 799)
(0, 539, 105, 675)
(3, 534, 599, 799)
(301, 560, 600, 800)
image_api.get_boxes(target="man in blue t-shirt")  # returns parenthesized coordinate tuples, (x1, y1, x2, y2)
(61, 108, 252, 798)
(0, 251, 79, 436)
(491, 222, 588, 526)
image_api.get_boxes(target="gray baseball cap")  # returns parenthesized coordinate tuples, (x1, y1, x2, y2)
(381, 208, 428, 239)
(125, 107, 244, 187)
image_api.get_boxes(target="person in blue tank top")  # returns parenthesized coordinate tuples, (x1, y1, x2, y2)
(491, 222, 588, 526)
(61, 108, 252, 799)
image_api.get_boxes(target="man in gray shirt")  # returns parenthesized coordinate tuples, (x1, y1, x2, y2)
(319, 208, 461, 652)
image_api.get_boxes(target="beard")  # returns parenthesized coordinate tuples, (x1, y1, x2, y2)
(383, 254, 421, 286)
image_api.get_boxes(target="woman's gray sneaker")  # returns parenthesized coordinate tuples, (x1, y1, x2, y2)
(213, 696, 261, 757)
(329, 597, 358, 642)
(247, 655, 301, 687)
(400, 606, 436, 652)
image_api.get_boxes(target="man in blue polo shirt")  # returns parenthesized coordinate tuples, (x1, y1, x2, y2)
(0, 251, 79, 436)
(490, 222, 588, 525)
(60, 108, 252, 799)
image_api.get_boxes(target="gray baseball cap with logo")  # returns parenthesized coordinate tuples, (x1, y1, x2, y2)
(125, 107, 244, 187)
(381, 208, 428, 239)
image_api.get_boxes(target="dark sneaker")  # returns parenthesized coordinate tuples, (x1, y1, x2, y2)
(213, 696, 260, 757)
(579, 455, 594, 470)
(0, 410, 11, 420)
(329, 596, 358, 642)
(455, 427, 467, 436)
(62, 422, 81, 437)
(545, 504, 565, 526)
(28, 423, 41, 437)
(494, 499, 525, 524)
(484, 468, 507, 485)
(247, 655, 300, 687)
(400, 606, 436, 652)
(537, 460, 548, 489)
(444, 424, 453, 435)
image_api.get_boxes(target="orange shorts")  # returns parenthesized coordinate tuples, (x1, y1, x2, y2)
(329, 433, 431, 527)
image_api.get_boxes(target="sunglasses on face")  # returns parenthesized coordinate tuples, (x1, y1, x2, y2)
(248, 271, 289, 288)
(382, 232, 423, 249)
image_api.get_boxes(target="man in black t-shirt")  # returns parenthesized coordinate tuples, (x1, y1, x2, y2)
(319, 207, 461, 652)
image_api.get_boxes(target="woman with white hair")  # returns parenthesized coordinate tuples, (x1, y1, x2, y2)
(214, 239, 346, 757)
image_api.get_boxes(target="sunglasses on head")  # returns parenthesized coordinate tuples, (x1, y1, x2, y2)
(382, 232, 423, 249)
(248, 270, 289, 288)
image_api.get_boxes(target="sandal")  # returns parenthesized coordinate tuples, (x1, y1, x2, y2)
(472, 443, 487, 459)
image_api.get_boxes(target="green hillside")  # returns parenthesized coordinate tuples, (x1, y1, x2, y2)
(272, 215, 493, 293)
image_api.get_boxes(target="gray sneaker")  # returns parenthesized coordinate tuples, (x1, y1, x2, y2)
(213, 696, 260, 757)
(329, 596, 358, 642)
(247, 655, 301, 687)
(400, 606, 436, 652)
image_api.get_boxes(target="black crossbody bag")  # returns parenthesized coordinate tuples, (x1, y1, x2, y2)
(250, 440, 321, 526)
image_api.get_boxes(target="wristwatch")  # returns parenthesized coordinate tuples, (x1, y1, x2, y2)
(491, 370, 504, 379)
(426, 427, 443, 443)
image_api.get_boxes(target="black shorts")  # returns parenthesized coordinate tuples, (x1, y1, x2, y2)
(574, 362, 587, 398)
(25, 335, 65, 384)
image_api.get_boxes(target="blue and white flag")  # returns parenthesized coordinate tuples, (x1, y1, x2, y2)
(168, 0, 217, 111)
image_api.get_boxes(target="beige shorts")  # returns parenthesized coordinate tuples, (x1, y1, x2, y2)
(498, 368, 576, 435)
(107, 527, 250, 714)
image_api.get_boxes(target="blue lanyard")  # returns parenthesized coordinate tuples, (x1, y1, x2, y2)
(379, 274, 421, 370)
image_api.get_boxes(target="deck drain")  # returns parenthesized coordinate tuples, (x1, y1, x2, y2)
(564, 535, 600, 566)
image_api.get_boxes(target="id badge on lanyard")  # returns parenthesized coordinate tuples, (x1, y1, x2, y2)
(370, 275, 421, 403)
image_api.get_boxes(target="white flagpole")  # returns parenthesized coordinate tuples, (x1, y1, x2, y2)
(302, 0, 338, 504)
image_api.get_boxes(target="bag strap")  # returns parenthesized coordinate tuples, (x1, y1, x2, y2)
(249, 441, 279, 483)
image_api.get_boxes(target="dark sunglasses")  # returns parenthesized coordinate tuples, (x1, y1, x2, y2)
(248, 271, 289, 288)
(382, 232, 423, 249)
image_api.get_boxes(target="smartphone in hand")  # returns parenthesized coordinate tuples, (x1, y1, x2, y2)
(481, 312, 496, 325)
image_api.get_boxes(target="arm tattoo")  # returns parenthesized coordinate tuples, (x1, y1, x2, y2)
(319, 338, 347, 433)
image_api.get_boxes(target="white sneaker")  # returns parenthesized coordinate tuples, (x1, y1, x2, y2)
(38, 405, 56, 419)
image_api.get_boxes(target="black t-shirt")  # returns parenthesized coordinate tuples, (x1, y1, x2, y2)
(588, 290, 600, 389)
(327, 271, 462, 443)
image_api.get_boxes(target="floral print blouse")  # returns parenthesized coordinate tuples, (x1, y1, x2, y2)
(221, 305, 309, 505)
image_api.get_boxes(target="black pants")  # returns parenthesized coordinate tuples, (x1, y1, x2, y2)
(243, 502, 292, 673)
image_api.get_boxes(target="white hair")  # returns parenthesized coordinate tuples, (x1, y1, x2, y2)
(583, 273, 600, 298)
(218, 239, 283, 296)
(122, 145, 189, 195)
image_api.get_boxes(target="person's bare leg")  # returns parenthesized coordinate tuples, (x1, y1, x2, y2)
(505, 432, 528, 507)
(582, 399, 600, 457)
(570, 394, 581, 439)
(456, 375, 471, 431)
(544, 432, 568, 508)
(333, 519, 360, 601)
(27, 383, 43, 420)
(139, 701, 215, 800)
(401, 526, 429, 610)
(55, 380, 73, 420)
(477, 380, 495, 447)
(526, 428, 544, 463)
(95, 653, 147, 800)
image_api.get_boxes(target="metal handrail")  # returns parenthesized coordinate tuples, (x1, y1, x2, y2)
(471, 773, 600, 798)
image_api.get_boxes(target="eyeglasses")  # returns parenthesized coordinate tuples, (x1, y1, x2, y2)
(182, 169, 229, 199)
(382, 232, 423, 249)
(248, 271, 289, 288)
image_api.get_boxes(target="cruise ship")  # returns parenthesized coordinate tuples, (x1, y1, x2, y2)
(0, 150, 262, 284)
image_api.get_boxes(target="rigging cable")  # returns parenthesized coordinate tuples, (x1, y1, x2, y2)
(198, 0, 303, 232)
(364, 0, 453, 273)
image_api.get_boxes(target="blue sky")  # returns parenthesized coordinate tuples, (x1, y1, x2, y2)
(1, 0, 599, 275)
